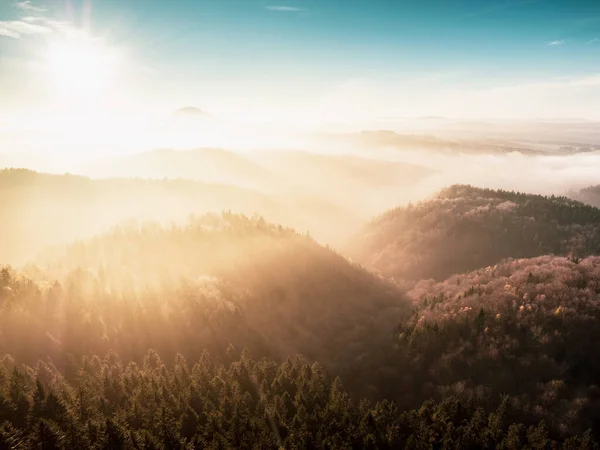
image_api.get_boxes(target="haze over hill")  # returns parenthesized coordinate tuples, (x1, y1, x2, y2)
(17, 214, 410, 395)
(348, 185, 600, 281)
(3, 0, 600, 446)
(77, 148, 435, 220)
(569, 184, 600, 209)
(0, 168, 361, 264)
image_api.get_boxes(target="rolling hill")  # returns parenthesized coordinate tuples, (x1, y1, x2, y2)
(0, 169, 361, 264)
(248, 149, 432, 188)
(79, 148, 282, 191)
(171, 106, 212, 119)
(247, 149, 435, 215)
(76, 148, 435, 232)
(348, 184, 600, 281)
(569, 184, 600, 208)
(12, 214, 409, 382)
(80, 147, 434, 204)
(383, 255, 600, 438)
(1, 189, 600, 445)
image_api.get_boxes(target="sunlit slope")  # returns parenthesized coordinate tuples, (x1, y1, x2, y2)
(383, 256, 600, 436)
(348, 184, 600, 281)
(0, 169, 356, 263)
(7, 214, 409, 376)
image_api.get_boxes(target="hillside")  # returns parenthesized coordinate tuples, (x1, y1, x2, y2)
(8, 214, 409, 384)
(348, 184, 600, 281)
(79, 148, 282, 191)
(1, 351, 593, 449)
(249, 149, 432, 188)
(249, 150, 435, 215)
(380, 256, 600, 438)
(2, 220, 600, 445)
(2, 352, 595, 449)
(0, 169, 357, 264)
(1, 201, 600, 444)
(569, 184, 600, 208)
(79, 148, 434, 218)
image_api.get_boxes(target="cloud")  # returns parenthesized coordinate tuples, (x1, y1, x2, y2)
(547, 40, 566, 46)
(334, 72, 600, 121)
(0, 13, 78, 39)
(265, 6, 303, 12)
(15, 1, 46, 12)
(0, 20, 51, 38)
(43, 19, 76, 34)
(481, 75, 600, 98)
(588, 38, 598, 44)
(0, 28, 20, 38)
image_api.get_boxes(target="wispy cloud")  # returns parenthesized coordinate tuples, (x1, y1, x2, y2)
(587, 38, 599, 44)
(0, 28, 20, 38)
(15, 1, 46, 12)
(0, 1, 57, 38)
(547, 40, 566, 46)
(484, 74, 600, 96)
(0, 9, 79, 39)
(265, 5, 303, 12)
(0, 20, 51, 38)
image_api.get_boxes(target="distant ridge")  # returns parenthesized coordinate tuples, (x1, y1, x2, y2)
(348, 184, 600, 281)
(171, 106, 212, 118)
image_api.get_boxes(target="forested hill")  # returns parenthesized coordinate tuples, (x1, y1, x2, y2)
(383, 255, 600, 439)
(7, 214, 409, 392)
(0, 168, 355, 263)
(347, 184, 600, 281)
(569, 184, 600, 209)
(2, 224, 600, 446)
(2, 211, 600, 445)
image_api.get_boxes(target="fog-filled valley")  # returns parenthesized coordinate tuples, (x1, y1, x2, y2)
(3, 114, 600, 447)
(4, 0, 600, 446)
(4, 117, 600, 269)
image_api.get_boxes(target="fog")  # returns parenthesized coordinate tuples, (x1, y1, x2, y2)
(1, 115, 600, 265)
(375, 148, 600, 200)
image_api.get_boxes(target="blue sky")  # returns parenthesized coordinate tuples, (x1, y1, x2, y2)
(1, 0, 600, 121)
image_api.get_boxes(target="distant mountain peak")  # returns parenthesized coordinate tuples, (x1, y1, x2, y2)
(172, 106, 210, 118)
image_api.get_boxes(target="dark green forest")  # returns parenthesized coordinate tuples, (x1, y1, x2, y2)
(0, 351, 595, 449)
(2, 183, 600, 447)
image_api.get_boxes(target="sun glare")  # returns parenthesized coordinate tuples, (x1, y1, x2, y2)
(45, 35, 118, 98)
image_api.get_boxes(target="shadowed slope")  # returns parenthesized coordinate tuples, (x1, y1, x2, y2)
(383, 256, 600, 437)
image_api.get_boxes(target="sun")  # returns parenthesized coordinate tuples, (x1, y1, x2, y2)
(45, 34, 118, 99)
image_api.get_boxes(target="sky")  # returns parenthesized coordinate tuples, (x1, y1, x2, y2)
(1, 0, 600, 126)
